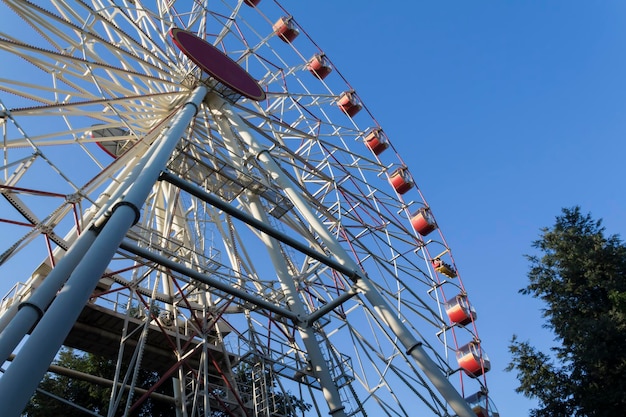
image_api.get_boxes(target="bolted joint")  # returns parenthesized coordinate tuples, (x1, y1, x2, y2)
(405, 341, 423, 355)
(184, 99, 200, 116)
(329, 405, 346, 415)
(111, 200, 141, 226)
(18, 301, 45, 320)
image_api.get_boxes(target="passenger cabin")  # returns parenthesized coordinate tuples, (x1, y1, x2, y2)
(410, 207, 437, 236)
(307, 54, 332, 80)
(91, 125, 130, 158)
(364, 128, 389, 155)
(244, 0, 260, 6)
(456, 341, 490, 378)
(445, 295, 476, 326)
(464, 391, 499, 417)
(389, 166, 413, 194)
(337, 91, 362, 117)
(273, 17, 299, 43)
(431, 257, 457, 278)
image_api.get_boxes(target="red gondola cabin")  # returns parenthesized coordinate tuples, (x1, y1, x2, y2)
(445, 295, 476, 326)
(307, 54, 332, 80)
(337, 91, 362, 117)
(389, 166, 413, 194)
(410, 207, 437, 236)
(273, 17, 299, 43)
(456, 341, 490, 378)
(364, 128, 389, 155)
(244, 0, 260, 6)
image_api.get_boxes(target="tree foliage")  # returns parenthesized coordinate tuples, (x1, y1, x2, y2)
(24, 348, 174, 417)
(507, 207, 626, 417)
(25, 349, 111, 417)
(25, 348, 311, 417)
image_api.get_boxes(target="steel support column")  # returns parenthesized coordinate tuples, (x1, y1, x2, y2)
(0, 85, 207, 417)
(208, 96, 348, 417)
(216, 99, 476, 417)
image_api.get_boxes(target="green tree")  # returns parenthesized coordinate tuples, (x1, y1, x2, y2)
(507, 207, 626, 417)
(25, 349, 310, 417)
(24, 348, 174, 417)
(24, 348, 110, 417)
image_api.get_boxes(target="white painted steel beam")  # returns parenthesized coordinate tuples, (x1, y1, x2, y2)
(0, 86, 207, 417)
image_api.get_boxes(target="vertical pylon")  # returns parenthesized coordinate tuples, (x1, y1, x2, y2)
(0, 85, 209, 417)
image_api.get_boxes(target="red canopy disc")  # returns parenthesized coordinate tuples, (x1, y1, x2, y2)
(170, 28, 266, 101)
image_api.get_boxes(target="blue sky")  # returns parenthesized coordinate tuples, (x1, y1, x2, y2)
(290, 1, 626, 416)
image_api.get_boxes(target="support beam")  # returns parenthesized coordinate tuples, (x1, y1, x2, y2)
(0, 86, 208, 417)
(118, 240, 299, 322)
(305, 288, 357, 327)
(159, 171, 361, 282)
(214, 99, 477, 417)
(6, 355, 176, 404)
(208, 95, 347, 417)
(0, 228, 98, 366)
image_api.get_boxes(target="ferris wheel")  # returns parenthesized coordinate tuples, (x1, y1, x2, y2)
(0, 1, 498, 417)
